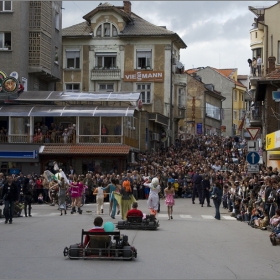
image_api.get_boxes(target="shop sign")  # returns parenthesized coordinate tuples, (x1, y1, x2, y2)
(124, 70, 164, 82)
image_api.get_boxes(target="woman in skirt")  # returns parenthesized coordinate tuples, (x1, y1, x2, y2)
(164, 182, 175, 220)
(58, 177, 67, 216)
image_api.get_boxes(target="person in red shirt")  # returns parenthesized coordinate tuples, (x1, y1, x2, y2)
(126, 202, 143, 218)
(83, 216, 105, 247)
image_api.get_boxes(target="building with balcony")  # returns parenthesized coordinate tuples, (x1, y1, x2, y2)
(0, 1, 187, 175)
(249, 2, 280, 81)
(186, 67, 246, 137)
(59, 1, 187, 151)
(0, 1, 62, 96)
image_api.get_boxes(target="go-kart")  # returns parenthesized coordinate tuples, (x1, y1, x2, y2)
(63, 230, 137, 260)
(116, 214, 159, 230)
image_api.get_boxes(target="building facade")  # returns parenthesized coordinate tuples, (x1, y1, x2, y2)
(59, 1, 187, 151)
(186, 67, 246, 137)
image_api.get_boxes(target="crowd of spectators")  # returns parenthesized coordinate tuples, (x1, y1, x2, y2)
(1, 134, 280, 244)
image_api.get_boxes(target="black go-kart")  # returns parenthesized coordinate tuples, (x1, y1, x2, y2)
(116, 214, 159, 230)
(63, 230, 137, 260)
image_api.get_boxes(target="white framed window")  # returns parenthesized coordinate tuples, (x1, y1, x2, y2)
(95, 23, 118, 37)
(136, 49, 152, 69)
(278, 41, 280, 64)
(98, 83, 114, 92)
(233, 110, 237, 120)
(66, 49, 80, 69)
(0, 32, 11, 49)
(206, 103, 221, 120)
(54, 46, 58, 64)
(65, 83, 80, 92)
(95, 52, 116, 69)
(178, 88, 185, 108)
(0, 1, 12, 11)
(137, 83, 151, 104)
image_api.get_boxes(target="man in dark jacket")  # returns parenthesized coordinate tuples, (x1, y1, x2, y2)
(202, 175, 211, 207)
(192, 169, 203, 205)
(23, 177, 33, 217)
(2, 175, 18, 224)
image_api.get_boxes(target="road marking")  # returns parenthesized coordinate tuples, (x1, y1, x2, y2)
(222, 216, 236, 220)
(201, 215, 215, 219)
(158, 214, 168, 218)
(180, 215, 192, 218)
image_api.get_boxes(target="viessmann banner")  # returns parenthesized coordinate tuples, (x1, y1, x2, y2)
(124, 71, 164, 82)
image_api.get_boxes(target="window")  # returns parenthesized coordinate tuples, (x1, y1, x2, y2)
(0, 1, 12, 11)
(54, 47, 58, 64)
(0, 32, 11, 49)
(66, 49, 80, 69)
(278, 41, 280, 64)
(137, 84, 151, 104)
(96, 23, 118, 37)
(206, 103, 220, 120)
(255, 32, 257, 38)
(239, 110, 245, 120)
(233, 89, 237, 101)
(98, 84, 114, 92)
(95, 52, 116, 69)
(136, 49, 152, 69)
(55, 12, 59, 30)
(178, 88, 185, 108)
(65, 83, 80, 92)
(233, 110, 237, 120)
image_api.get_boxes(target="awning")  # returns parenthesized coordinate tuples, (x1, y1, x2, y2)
(17, 91, 141, 102)
(148, 113, 169, 126)
(0, 105, 135, 117)
(39, 144, 131, 155)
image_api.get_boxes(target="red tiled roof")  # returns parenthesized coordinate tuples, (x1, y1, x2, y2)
(212, 68, 236, 78)
(185, 69, 198, 74)
(40, 145, 131, 155)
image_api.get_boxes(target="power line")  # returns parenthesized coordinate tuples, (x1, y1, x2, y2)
(73, 1, 86, 14)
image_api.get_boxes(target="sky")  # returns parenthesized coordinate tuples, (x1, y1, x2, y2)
(62, 1, 278, 75)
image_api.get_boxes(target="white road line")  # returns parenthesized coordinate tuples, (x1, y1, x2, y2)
(180, 215, 192, 218)
(201, 215, 215, 219)
(158, 214, 168, 218)
(222, 216, 236, 220)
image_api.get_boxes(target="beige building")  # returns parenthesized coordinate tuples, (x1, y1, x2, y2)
(59, 1, 187, 152)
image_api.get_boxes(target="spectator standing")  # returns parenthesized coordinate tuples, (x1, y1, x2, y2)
(23, 177, 33, 217)
(192, 169, 203, 205)
(252, 57, 257, 76)
(257, 55, 262, 77)
(164, 182, 175, 220)
(2, 175, 18, 224)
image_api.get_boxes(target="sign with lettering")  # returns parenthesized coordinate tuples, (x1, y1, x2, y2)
(124, 71, 164, 82)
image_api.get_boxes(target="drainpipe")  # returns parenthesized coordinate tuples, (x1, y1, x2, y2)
(169, 41, 174, 145)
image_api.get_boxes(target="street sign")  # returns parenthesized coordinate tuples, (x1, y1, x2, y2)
(246, 127, 261, 140)
(247, 140, 259, 152)
(247, 164, 259, 173)
(246, 152, 260, 164)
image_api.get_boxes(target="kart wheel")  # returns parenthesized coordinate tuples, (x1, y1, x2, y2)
(149, 222, 155, 227)
(63, 247, 69, 257)
(118, 221, 125, 226)
(123, 246, 132, 260)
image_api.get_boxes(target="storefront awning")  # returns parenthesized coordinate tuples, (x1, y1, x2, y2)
(0, 105, 135, 117)
(39, 145, 131, 155)
(17, 91, 141, 102)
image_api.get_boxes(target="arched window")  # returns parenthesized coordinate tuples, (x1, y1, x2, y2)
(95, 23, 118, 37)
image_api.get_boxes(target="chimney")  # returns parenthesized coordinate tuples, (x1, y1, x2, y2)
(267, 56, 276, 74)
(123, 1, 131, 14)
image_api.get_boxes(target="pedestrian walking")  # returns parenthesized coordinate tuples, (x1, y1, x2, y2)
(202, 174, 211, 207)
(164, 182, 175, 220)
(2, 175, 18, 224)
(58, 177, 67, 216)
(211, 182, 223, 220)
(93, 182, 105, 215)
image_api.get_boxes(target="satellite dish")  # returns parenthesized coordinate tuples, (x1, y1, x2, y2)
(176, 61, 184, 69)
(9, 71, 19, 79)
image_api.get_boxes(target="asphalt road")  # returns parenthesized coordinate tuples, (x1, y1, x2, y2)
(0, 198, 279, 280)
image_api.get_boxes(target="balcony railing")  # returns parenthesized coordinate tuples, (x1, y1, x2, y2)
(0, 134, 138, 149)
(91, 68, 121, 80)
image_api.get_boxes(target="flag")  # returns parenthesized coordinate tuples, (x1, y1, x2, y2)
(238, 113, 246, 131)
